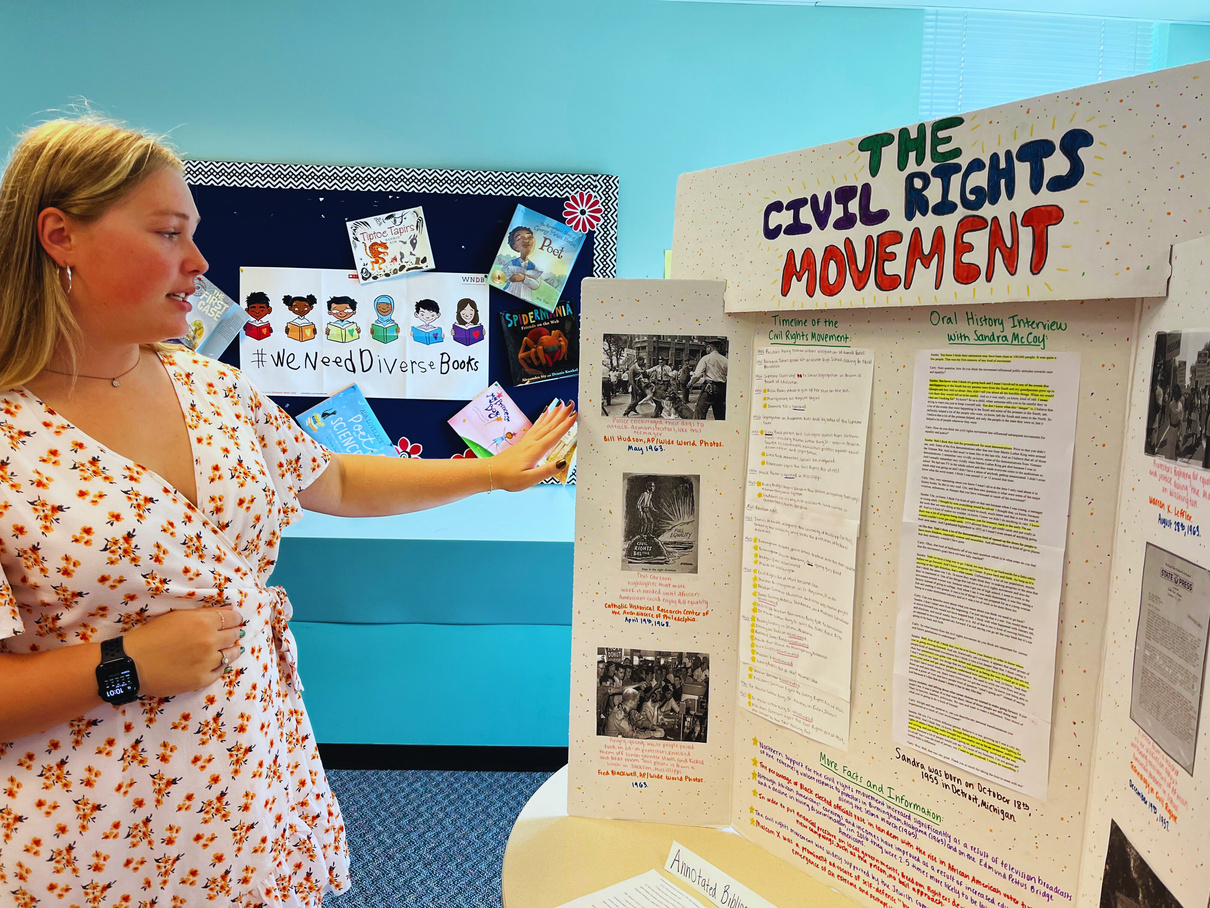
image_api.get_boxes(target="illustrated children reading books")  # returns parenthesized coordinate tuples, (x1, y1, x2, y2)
(325, 295, 360, 343)
(370, 294, 400, 343)
(284, 293, 317, 342)
(243, 290, 272, 340)
(411, 297, 443, 345)
(502, 225, 543, 302)
(452, 297, 484, 346)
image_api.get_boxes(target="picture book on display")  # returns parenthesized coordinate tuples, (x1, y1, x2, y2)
(537, 398, 578, 485)
(346, 206, 435, 284)
(296, 384, 398, 457)
(570, 62, 1210, 908)
(174, 276, 247, 356)
(447, 382, 532, 459)
(487, 204, 586, 312)
(499, 300, 580, 386)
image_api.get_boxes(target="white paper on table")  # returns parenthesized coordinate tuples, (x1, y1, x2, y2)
(739, 346, 874, 749)
(893, 350, 1080, 799)
(553, 869, 708, 908)
(665, 842, 779, 908)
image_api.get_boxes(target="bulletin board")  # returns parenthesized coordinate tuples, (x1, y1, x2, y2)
(183, 159, 617, 459)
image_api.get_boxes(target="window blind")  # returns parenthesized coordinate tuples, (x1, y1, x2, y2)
(919, 11, 1164, 119)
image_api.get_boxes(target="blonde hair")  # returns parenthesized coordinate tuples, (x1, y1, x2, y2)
(0, 116, 183, 389)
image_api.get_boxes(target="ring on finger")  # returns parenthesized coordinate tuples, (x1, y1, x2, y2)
(221, 652, 230, 668)
(217, 611, 226, 631)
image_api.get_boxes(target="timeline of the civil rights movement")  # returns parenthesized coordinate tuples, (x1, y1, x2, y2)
(740, 346, 874, 750)
(571, 61, 1210, 908)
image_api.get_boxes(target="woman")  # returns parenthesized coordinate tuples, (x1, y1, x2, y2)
(639, 690, 661, 729)
(0, 117, 575, 906)
(658, 686, 683, 721)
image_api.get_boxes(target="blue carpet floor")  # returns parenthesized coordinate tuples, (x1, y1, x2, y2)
(326, 769, 555, 908)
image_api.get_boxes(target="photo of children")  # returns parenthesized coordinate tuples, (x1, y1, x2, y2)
(621, 473, 699, 574)
(595, 648, 711, 742)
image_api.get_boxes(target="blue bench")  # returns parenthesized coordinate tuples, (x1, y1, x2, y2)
(271, 486, 575, 747)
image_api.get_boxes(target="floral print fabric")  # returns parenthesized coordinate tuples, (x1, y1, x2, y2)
(0, 350, 349, 906)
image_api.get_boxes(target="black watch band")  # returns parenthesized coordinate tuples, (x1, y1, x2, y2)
(96, 636, 140, 705)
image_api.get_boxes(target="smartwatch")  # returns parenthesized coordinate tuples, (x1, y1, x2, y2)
(96, 636, 140, 705)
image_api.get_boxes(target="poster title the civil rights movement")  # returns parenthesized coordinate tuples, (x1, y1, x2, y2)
(765, 119, 1090, 301)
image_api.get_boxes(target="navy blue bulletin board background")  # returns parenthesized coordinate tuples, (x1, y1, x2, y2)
(183, 160, 618, 459)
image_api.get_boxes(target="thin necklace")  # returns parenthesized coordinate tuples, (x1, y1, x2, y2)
(42, 351, 143, 388)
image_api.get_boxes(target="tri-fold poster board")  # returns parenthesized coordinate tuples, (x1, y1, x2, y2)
(570, 62, 1210, 908)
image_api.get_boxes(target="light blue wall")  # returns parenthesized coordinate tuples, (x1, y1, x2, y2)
(1169, 24, 1210, 66)
(1, 0, 925, 748)
(1, 0, 925, 279)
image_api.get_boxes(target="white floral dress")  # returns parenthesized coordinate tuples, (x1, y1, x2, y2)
(0, 350, 350, 907)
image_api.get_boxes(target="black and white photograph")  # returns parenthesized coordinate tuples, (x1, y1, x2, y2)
(622, 473, 699, 573)
(1099, 821, 1186, 908)
(596, 648, 711, 742)
(602, 333, 729, 420)
(1144, 330, 1210, 466)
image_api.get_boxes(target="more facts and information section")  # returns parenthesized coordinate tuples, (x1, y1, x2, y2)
(893, 351, 1080, 798)
(740, 346, 874, 748)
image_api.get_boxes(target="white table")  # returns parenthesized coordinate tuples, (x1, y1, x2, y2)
(502, 766, 862, 908)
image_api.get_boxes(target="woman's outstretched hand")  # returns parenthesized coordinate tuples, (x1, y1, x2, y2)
(489, 401, 577, 491)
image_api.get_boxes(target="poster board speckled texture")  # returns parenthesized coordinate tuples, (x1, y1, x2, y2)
(568, 279, 751, 826)
(1076, 236, 1210, 908)
(673, 61, 1210, 313)
(570, 285, 1143, 908)
(725, 297, 1136, 908)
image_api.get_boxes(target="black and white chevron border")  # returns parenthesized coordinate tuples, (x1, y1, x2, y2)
(538, 461, 578, 486)
(182, 160, 619, 279)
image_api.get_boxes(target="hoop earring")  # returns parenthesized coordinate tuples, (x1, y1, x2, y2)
(62, 265, 72, 294)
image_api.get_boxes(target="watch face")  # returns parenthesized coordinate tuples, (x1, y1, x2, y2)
(99, 664, 138, 702)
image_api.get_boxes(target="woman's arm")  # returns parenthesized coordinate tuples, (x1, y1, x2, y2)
(298, 402, 576, 518)
(0, 606, 244, 741)
(0, 643, 106, 740)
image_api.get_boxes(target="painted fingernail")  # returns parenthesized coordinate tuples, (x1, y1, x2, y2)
(239, 629, 246, 638)
(240, 646, 245, 655)
(556, 460, 568, 469)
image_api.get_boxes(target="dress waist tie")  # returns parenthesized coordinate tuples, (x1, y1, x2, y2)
(267, 585, 303, 694)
